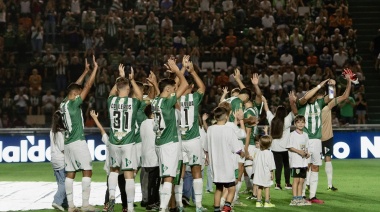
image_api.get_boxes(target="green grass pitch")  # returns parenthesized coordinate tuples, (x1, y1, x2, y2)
(1, 159, 379, 212)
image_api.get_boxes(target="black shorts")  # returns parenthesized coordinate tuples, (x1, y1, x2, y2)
(291, 167, 307, 178)
(214, 182, 236, 189)
(322, 137, 334, 157)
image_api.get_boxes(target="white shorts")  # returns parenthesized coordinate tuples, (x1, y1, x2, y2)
(134, 142, 142, 168)
(244, 145, 256, 166)
(109, 143, 137, 171)
(65, 140, 92, 172)
(182, 138, 203, 166)
(156, 142, 181, 178)
(307, 138, 323, 166)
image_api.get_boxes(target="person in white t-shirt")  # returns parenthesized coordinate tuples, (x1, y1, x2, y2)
(253, 134, 276, 208)
(287, 115, 311, 206)
(50, 110, 68, 211)
(140, 105, 160, 211)
(205, 106, 244, 212)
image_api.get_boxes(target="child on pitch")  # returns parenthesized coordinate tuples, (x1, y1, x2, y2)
(50, 110, 68, 211)
(245, 139, 260, 200)
(205, 107, 245, 212)
(253, 127, 276, 208)
(287, 115, 312, 206)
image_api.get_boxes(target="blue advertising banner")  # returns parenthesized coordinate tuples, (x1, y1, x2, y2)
(0, 131, 379, 163)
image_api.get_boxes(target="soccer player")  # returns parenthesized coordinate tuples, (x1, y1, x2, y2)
(106, 64, 143, 212)
(219, 87, 240, 103)
(296, 78, 335, 203)
(177, 60, 206, 212)
(262, 92, 298, 190)
(322, 71, 352, 191)
(253, 134, 276, 208)
(59, 56, 98, 212)
(205, 107, 245, 212)
(287, 115, 311, 206)
(50, 110, 67, 211)
(151, 58, 189, 212)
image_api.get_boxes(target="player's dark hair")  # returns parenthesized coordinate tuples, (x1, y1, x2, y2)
(231, 88, 241, 95)
(213, 107, 228, 121)
(116, 77, 130, 90)
(66, 83, 83, 94)
(51, 110, 66, 143)
(218, 101, 232, 114)
(239, 88, 252, 101)
(259, 135, 272, 150)
(270, 106, 287, 139)
(144, 104, 153, 118)
(294, 114, 306, 123)
(159, 78, 176, 93)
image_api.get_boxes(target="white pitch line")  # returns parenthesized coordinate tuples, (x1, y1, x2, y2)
(0, 182, 142, 211)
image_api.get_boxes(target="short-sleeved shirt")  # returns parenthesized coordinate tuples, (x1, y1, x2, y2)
(228, 97, 244, 122)
(134, 100, 148, 144)
(287, 130, 309, 168)
(151, 93, 178, 146)
(297, 98, 325, 139)
(60, 96, 85, 144)
(107, 95, 141, 145)
(179, 91, 204, 141)
(340, 97, 355, 117)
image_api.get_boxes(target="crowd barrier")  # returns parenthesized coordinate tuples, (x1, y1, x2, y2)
(0, 126, 379, 163)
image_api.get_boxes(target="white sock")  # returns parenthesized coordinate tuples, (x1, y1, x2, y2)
(306, 169, 311, 185)
(309, 171, 319, 199)
(82, 177, 91, 207)
(175, 180, 184, 207)
(159, 182, 172, 210)
(125, 179, 135, 210)
(193, 178, 203, 208)
(108, 172, 118, 199)
(325, 162, 333, 188)
(302, 180, 306, 196)
(65, 178, 74, 208)
(159, 183, 163, 203)
(234, 181, 242, 201)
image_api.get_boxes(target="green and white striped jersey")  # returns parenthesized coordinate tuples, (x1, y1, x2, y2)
(297, 98, 326, 139)
(151, 93, 178, 146)
(134, 100, 148, 144)
(59, 96, 85, 145)
(228, 97, 244, 122)
(107, 95, 141, 145)
(243, 106, 260, 145)
(179, 91, 204, 141)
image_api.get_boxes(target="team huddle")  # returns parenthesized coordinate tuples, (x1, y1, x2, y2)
(49, 55, 356, 212)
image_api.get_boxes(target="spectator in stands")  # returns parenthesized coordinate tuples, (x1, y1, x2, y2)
(29, 89, 42, 115)
(280, 49, 293, 65)
(355, 93, 367, 125)
(3, 24, 16, 53)
(161, 15, 173, 35)
(14, 88, 29, 115)
(55, 90, 65, 109)
(270, 69, 283, 96)
(55, 53, 69, 92)
(262, 11, 275, 31)
(44, 0, 57, 44)
(31, 19, 44, 54)
(331, 28, 343, 53)
(289, 28, 304, 49)
(0, 0, 6, 35)
(282, 65, 295, 93)
(215, 69, 229, 87)
(319, 47, 333, 68)
(225, 29, 238, 53)
(297, 65, 310, 85)
(258, 70, 270, 95)
(68, 56, 83, 83)
(293, 46, 307, 66)
(1, 91, 13, 116)
(306, 50, 318, 69)
(277, 29, 289, 54)
(161, 0, 173, 14)
(212, 13, 224, 34)
(82, 8, 96, 33)
(203, 68, 215, 91)
(339, 95, 355, 125)
(20, 0, 31, 18)
(70, 0, 81, 20)
(173, 30, 186, 54)
(29, 68, 42, 94)
(42, 48, 56, 80)
(333, 45, 348, 74)
(42, 89, 56, 116)
(95, 71, 110, 119)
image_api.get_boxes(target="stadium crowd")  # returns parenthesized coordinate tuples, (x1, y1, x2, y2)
(0, 0, 368, 128)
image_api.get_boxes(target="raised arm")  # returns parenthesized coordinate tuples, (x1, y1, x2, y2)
(188, 61, 206, 94)
(323, 79, 336, 104)
(298, 79, 329, 106)
(109, 64, 126, 97)
(289, 91, 298, 115)
(90, 110, 106, 136)
(251, 73, 263, 104)
(202, 113, 209, 132)
(80, 56, 98, 100)
(130, 67, 143, 100)
(75, 58, 90, 85)
(328, 72, 351, 110)
(147, 71, 159, 99)
(167, 59, 189, 98)
(234, 68, 246, 89)
(219, 87, 229, 103)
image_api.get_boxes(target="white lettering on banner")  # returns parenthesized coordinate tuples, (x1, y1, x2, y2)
(0, 136, 107, 163)
(360, 136, 380, 158)
(333, 142, 350, 159)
